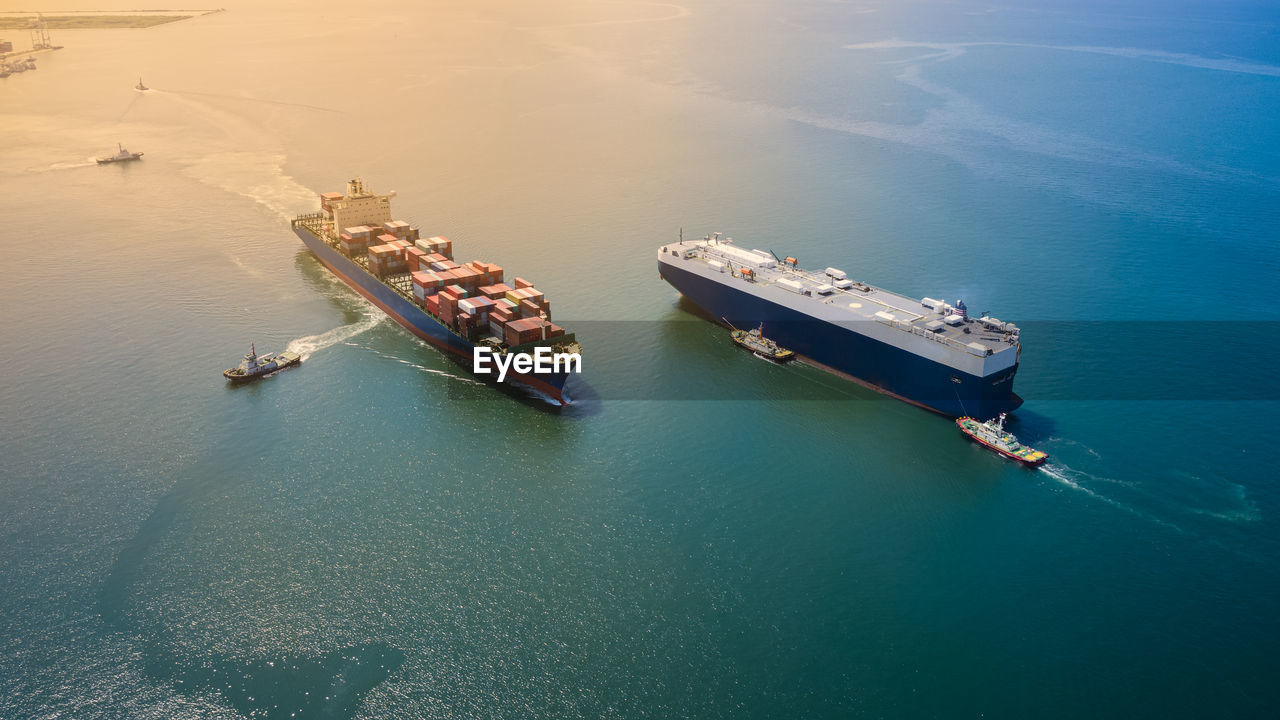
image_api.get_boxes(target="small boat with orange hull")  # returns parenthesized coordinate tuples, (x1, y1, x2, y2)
(956, 413, 1047, 466)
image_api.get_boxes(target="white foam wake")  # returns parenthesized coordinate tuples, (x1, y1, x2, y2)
(1039, 463, 1183, 533)
(286, 314, 383, 360)
(348, 343, 486, 386)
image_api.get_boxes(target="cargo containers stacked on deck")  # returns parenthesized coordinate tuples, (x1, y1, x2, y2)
(291, 179, 581, 405)
(340, 225, 374, 256)
(383, 220, 419, 242)
(320, 193, 344, 215)
(415, 236, 453, 260)
(404, 261, 552, 340)
(502, 318, 566, 348)
(368, 244, 407, 277)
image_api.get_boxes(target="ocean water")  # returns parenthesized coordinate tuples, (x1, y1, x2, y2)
(1, 1, 1278, 717)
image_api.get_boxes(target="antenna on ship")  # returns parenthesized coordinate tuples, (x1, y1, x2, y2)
(679, 227, 683, 245)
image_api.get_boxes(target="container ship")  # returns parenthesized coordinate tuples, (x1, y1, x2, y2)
(658, 234, 1023, 419)
(291, 179, 580, 404)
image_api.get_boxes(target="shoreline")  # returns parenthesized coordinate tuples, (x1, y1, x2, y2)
(0, 8, 222, 31)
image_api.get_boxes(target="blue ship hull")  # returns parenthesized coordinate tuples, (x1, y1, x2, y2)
(293, 226, 571, 404)
(659, 260, 1021, 418)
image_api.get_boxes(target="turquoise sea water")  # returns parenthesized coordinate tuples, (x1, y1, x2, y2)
(2, 1, 1278, 717)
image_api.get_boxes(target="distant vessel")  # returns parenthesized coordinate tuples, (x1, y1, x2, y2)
(659, 234, 1024, 418)
(96, 143, 144, 164)
(223, 344, 301, 383)
(956, 414, 1047, 466)
(730, 322, 795, 363)
(135, 76, 148, 91)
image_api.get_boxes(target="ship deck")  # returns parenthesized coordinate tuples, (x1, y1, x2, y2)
(661, 238, 1020, 357)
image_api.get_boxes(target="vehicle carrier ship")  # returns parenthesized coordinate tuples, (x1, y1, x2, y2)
(292, 179, 580, 404)
(658, 234, 1023, 418)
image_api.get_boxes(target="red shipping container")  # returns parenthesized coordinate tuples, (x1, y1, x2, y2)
(405, 247, 426, 271)
(514, 277, 533, 289)
(478, 284, 510, 300)
(503, 326, 522, 348)
(520, 299, 542, 318)
(451, 269, 482, 287)
(425, 295, 439, 314)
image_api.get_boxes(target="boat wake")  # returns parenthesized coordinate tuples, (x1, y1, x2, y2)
(29, 158, 99, 172)
(286, 314, 383, 361)
(183, 151, 318, 222)
(346, 342, 486, 386)
(1039, 463, 1184, 533)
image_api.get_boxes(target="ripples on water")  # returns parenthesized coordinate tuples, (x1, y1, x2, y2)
(2, 1, 1278, 718)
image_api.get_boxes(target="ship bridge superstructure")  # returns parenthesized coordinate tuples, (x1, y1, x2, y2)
(320, 178, 396, 236)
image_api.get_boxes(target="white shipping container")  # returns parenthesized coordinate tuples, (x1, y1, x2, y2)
(814, 284, 835, 294)
(824, 267, 847, 280)
(833, 278, 854, 289)
(874, 311, 896, 322)
(776, 278, 804, 293)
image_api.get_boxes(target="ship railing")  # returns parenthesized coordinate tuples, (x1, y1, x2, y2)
(887, 320, 1017, 353)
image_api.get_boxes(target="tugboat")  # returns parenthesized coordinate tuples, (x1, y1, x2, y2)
(730, 322, 796, 363)
(956, 413, 1048, 466)
(223, 343, 301, 383)
(135, 76, 148, 91)
(96, 143, 144, 164)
